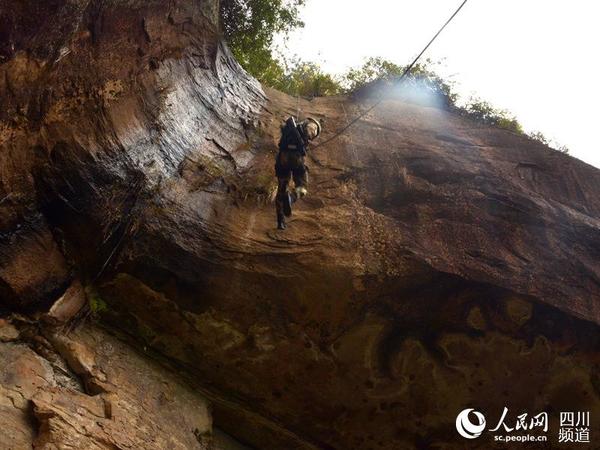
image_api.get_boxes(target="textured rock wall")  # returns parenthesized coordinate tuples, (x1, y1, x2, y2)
(95, 88, 600, 448)
(94, 88, 599, 448)
(0, 317, 218, 449)
(0, 0, 265, 308)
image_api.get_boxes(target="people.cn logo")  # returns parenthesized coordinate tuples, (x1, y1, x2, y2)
(456, 408, 487, 439)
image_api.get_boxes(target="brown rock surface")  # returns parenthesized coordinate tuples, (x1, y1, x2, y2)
(0, 221, 70, 309)
(0, 319, 225, 449)
(44, 279, 86, 324)
(1, 0, 599, 448)
(0, 318, 19, 341)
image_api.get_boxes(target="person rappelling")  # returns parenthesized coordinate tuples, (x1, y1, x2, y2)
(275, 116, 321, 230)
(268, 0, 470, 230)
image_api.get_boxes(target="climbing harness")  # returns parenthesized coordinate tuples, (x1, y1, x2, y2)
(311, 0, 470, 150)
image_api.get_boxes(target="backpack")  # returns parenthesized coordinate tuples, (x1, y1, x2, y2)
(279, 117, 307, 156)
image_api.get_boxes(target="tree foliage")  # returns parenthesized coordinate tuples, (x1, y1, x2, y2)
(343, 57, 457, 107)
(220, 0, 305, 80)
(218, 0, 547, 143)
(528, 131, 570, 153)
(269, 60, 342, 97)
(343, 57, 405, 90)
(459, 97, 523, 133)
(342, 58, 525, 134)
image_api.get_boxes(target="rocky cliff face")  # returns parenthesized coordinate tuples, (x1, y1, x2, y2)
(1, 0, 599, 449)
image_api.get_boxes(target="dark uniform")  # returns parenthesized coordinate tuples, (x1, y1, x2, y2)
(275, 117, 310, 229)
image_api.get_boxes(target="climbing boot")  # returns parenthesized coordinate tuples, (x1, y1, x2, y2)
(277, 211, 286, 230)
(295, 186, 308, 199)
(291, 186, 307, 204)
(283, 192, 292, 217)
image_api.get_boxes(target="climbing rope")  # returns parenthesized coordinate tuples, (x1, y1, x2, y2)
(296, 90, 301, 119)
(311, 0, 470, 150)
